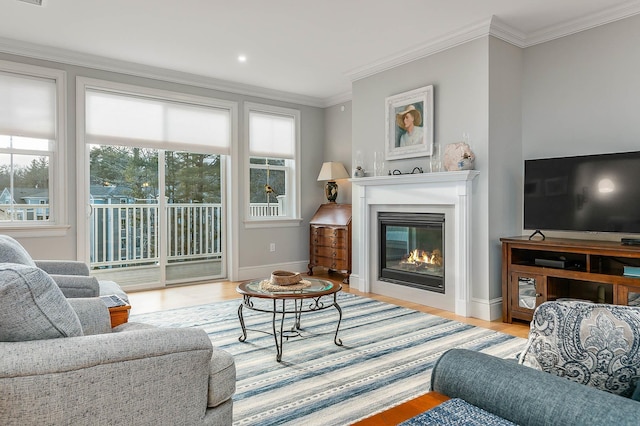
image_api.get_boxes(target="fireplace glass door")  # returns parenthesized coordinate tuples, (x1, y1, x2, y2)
(379, 212, 445, 293)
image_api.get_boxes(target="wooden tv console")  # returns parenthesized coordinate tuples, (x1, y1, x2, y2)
(501, 236, 640, 323)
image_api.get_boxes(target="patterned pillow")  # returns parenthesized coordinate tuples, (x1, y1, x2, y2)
(519, 301, 640, 398)
(0, 263, 83, 341)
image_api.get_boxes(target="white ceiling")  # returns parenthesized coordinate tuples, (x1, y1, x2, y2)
(1, 0, 640, 106)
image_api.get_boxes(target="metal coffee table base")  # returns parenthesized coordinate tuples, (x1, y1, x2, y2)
(238, 293, 343, 362)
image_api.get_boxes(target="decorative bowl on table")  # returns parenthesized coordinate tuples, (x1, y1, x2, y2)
(270, 270, 302, 286)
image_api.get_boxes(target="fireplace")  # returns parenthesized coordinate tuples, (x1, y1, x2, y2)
(379, 212, 445, 293)
(351, 171, 479, 317)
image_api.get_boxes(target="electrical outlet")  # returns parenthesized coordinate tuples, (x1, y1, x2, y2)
(269, 243, 276, 252)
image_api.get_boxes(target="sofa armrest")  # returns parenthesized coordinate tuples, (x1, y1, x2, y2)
(66, 297, 112, 335)
(34, 260, 90, 276)
(431, 349, 640, 426)
(0, 328, 225, 425)
(47, 274, 100, 298)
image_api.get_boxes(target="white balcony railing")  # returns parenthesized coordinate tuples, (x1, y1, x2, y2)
(90, 203, 224, 269)
(90, 202, 280, 270)
(0, 204, 50, 221)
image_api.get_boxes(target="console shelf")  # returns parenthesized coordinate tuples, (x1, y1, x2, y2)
(501, 236, 640, 323)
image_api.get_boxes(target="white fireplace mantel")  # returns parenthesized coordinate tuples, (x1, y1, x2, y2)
(351, 170, 479, 317)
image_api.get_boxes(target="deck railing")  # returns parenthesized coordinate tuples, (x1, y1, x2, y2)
(89, 202, 279, 269)
(0, 203, 49, 221)
(90, 203, 224, 269)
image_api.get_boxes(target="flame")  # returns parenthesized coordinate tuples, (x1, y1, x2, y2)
(404, 248, 442, 266)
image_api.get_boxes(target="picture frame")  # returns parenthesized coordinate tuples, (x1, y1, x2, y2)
(385, 85, 433, 161)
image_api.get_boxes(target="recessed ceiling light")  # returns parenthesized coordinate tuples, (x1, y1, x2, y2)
(18, 0, 43, 5)
(238, 55, 247, 63)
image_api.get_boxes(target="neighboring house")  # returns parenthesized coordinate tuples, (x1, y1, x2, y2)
(0, 187, 50, 220)
(89, 185, 136, 205)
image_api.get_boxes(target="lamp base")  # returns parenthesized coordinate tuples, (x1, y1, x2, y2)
(325, 181, 338, 202)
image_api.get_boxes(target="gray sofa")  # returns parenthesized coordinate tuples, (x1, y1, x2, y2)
(429, 301, 640, 425)
(0, 263, 236, 425)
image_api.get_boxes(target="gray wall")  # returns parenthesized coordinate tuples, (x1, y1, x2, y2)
(487, 37, 523, 300)
(323, 102, 353, 204)
(521, 13, 640, 241)
(351, 38, 492, 314)
(0, 51, 324, 277)
(351, 13, 640, 318)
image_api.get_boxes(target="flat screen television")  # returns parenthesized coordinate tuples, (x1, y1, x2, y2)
(524, 151, 640, 234)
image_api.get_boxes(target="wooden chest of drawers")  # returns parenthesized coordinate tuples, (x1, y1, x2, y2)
(308, 203, 352, 283)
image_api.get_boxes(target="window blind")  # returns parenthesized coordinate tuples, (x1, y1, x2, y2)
(249, 111, 295, 159)
(0, 71, 56, 140)
(85, 89, 230, 155)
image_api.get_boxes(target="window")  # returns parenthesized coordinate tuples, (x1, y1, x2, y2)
(78, 78, 236, 284)
(245, 102, 300, 224)
(0, 60, 66, 233)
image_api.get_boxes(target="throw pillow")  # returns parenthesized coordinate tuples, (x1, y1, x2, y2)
(0, 235, 36, 267)
(0, 263, 83, 341)
(519, 301, 640, 398)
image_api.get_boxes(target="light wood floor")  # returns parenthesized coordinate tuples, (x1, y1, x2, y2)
(127, 271, 531, 339)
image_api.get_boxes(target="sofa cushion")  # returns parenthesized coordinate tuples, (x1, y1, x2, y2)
(208, 347, 236, 408)
(519, 301, 640, 398)
(0, 235, 36, 267)
(0, 263, 83, 341)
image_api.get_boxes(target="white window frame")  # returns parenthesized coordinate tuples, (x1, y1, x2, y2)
(76, 77, 239, 275)
(244, 102, 301, 228)
(0, 60, 67, 237)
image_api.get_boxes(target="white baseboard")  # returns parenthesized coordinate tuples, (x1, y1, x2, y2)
(470, 297, 503, 321)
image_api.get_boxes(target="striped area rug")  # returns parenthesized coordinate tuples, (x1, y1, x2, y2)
(130, 292, 526, 426)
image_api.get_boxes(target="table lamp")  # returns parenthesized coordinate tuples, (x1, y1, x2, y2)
(317, 161, 349, 202)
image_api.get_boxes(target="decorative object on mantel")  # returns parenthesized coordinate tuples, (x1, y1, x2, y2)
(373, 151, 385, 176)
(353, 150, 366, 177)
(317, 161, 349, 202)
(385, 85, 434, 161)
(389, 167, 424, 175)
(430, 143, 443, 172)
(443, 141, 475, 171)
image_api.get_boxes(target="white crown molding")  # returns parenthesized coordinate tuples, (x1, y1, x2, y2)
(524, 0, 640, 46)
(323, 90, 353, 108)
(345, 2, 640, 84)
(345, 17, 493, 83)
(0, 36, 326, 108)
(488, 16, 527, 48)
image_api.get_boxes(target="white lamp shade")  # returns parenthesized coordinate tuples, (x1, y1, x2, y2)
(317, 162, 349, 181)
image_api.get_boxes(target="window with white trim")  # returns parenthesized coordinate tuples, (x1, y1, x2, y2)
(245, 103, 300, 222)
(0, 60, 66, 229)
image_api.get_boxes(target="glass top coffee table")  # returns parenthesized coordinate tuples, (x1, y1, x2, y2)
(236, 278, 343, 362)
